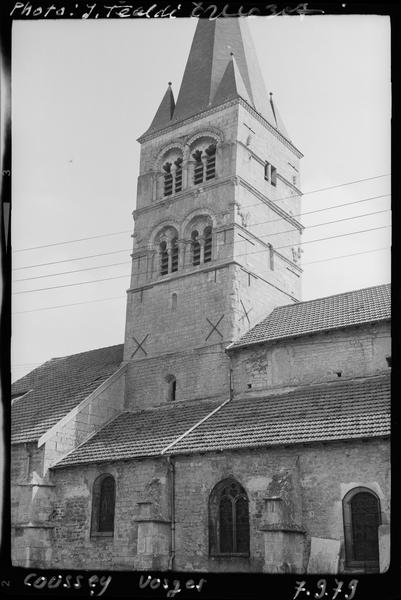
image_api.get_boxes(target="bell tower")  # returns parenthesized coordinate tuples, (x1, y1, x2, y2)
(123, 18, 303, 410)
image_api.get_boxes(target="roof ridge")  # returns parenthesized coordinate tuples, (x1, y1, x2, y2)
(51, 342, 124, 361)
(271, 282, 391, 313)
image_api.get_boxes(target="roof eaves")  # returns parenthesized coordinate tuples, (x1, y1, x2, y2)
(227, 316, 391, 352)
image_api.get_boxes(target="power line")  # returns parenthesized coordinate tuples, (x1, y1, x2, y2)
(13, 295, 124, 314)
(13, 274, 130, 295)
(13, 261, 130, 283)
(12, 207, 390, 283)
(13, 192, 390, 272)
(13, 224, 390, 296)
(13, 173, 390, 253)
(14, 230, 132, 253)
(13, 248, 132, 271)
(12, 245, 390, 314)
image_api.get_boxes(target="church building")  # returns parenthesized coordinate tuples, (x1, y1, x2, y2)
(11, 18, 391, 574)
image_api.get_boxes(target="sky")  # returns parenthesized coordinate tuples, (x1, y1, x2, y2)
(11, 15, 391, 382)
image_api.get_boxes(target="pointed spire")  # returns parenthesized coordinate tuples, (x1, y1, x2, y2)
(170, 18, 289, 138)
(212, 52, 252, 107)
(147, 82, 175, 133)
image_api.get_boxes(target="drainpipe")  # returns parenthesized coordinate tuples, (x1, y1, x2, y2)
(227, 351, 234, 401)
(167, 456, 175, 571)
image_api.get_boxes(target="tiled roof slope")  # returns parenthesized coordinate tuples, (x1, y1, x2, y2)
(12, 344, 124, 444)
(54, 375, 389, 467)
(229, 284, 391, 350)
(54, 398, 223, 468)
(169, 375, 390, 454)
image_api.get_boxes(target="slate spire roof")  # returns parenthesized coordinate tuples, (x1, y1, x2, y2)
(145, 18, 289, 137)
(148, 82, 175, 132)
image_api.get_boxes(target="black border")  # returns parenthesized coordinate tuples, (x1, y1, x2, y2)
(1, 1, 399, 599)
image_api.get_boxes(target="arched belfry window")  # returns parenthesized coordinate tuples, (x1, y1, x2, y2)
(171, 237, 179, 273)
(191, 230, 201, 266)
(205, 144, 216, 180)
(160, 241, 169, 275)
(160, 149, 184, 198)
(155, 226, 180, 277)
(193, 150, 204, 185)
(204, 226, 212, 263)
(174, 157, 183, 192)
(91, 474, 116, 536)
(163, 162, 173, 196)
(209, 478, 250, 556)
(343, 487, 381, 571)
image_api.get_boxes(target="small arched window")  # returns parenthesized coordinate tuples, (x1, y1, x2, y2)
(343, 487, 381, 571)
(204, 226, 212, 263)
(171, 292, 178, 311)
(163, 162, 173, 196)
(191, 230, 201, 266)
(91, 474, 116, 536)
(160, 241, 169, 275)
(171, 237, 179, 273)
(209, 478, 250, 556)
(205, 144, 216, 180)
(165, 374, 176, 402)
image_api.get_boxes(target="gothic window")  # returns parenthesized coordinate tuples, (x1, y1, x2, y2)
(160, 241, 169, 275)
(191, 230, 201, 266)
(91, 474, 116, 536)
(204, 226, 212, 263)
(209, 478, 250, 556)
(343, 487, 381, 571)
(171, 237, 179, 272)
(174, 157, 183, 192)
(193, 150, 204, 185)
(205, 144, 216, 180)
(163, 162, 173, 196)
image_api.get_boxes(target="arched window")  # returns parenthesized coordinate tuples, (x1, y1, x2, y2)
(165, 374, 176, 402)
(91, 474, 116, 536)
(204, 226, 212, 263)
(193, 150, 204, 185)
(174, 157, 183, 193)
(209, 478, 250, 556)
(205, 144, 216, 180)
(343, 487, 381, 571)
(163, 162, 173, 196)
(160, 241, 169, 275)
(191, 230, 201, 266)
(171, 237, 179, 273)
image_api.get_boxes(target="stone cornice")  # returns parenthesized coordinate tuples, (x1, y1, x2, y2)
(236, 176, 304, 232)
(277, 172, 302, 196)
(234, 223, 302, 273)
(126, 260, 232, 294)
(237, 140, 302, 195)
(138, 96, 303, 159)
(133, 175, 234, 219)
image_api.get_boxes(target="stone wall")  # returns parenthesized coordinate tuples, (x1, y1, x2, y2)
(41, 437, 389, 573)
(230, 321, 391, 393)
